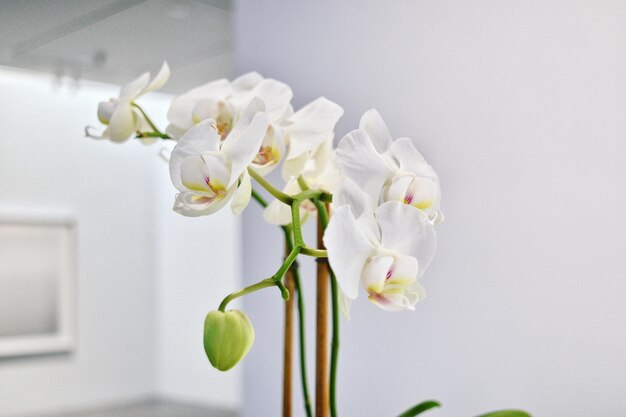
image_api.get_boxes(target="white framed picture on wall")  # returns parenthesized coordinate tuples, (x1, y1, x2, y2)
(0, 209, 77, 357)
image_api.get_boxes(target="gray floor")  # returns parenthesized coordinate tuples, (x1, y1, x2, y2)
(26, 398, 238, 417)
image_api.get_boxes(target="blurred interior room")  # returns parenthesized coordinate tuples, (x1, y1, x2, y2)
(1, 1, 625, 417)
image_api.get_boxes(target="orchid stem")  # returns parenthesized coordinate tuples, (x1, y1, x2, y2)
(136, 131, 172, 139)
(301, 246, 328, 257)
(131, 103, 167, 137)
(248, 168, 294, 205)
(218, 278, 284, 312)
(283, 226, 314, 417)
(250, 188, 268, 208)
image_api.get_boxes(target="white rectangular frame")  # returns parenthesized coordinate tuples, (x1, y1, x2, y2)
(0, 208, 77, 357)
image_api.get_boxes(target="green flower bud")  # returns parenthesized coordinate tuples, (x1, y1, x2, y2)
(203, 309, 255, 371)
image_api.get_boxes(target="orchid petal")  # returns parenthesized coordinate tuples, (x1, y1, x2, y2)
(281, 152, 309, 181)
(167, 97, 198, 131)
(231, 168, 252, 215)
(338, 290, 353, 320)
(173, 185, 236, 217)
(169, 120, 221, 191)
(119, 72, 150, 101)
(286, 97, 343, 160)
(375, 202, 437, 278)
(97, 101, 115, 124)
(232, 72, 264, 92)
(107, 102, 136, 142)
(359, 109, 392, 153)
(390, 137, 438, 179)
(167, 79, 232, 130)
(324, 205, 376, 299)
(362, 256, 394, 294)
(141, 61, 170, 95)
(180, 155, 212, 194)
(334, 177, 380, 244)
(221, 98, 269, 187)
(336, 129, 395, 206)
(388, 255, 419, 286)
(250, 79, 293, 121)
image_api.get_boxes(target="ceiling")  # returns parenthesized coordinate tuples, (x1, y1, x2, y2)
(0, 0, 233, 93)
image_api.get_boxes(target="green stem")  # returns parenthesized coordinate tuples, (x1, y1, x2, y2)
(300, 246, 328, 257)
(297, 176, 310, 191)
(248, 168, 293, 205)
(282, 227, 314, 417)
(329, 267, 339, 417)
(250, 188, 268, 208)
(291, 202, 305, 247)
(272, 246, 301, 282)
(218, 278, 284, 312)
(131, 103, 166, 136)
(135, 131, 172, 139)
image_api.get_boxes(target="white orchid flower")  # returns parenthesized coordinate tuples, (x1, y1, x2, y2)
(167, 72, 292, 176)
(324, 178, 436, 312)
(169, 98, 269, 217)
(336, 110, 444, 224)
(86, 62, 170, 143)
(262, 139, 339, 226)
(281, 97, 344, 181)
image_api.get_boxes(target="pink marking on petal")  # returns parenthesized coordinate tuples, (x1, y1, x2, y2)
(404, 194, 414, 204)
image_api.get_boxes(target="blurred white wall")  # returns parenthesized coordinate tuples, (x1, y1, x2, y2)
(0, 67, 241, 415)
(234, 1, 626, 416)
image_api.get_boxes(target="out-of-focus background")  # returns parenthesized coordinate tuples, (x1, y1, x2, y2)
(1, 1, 626, 417)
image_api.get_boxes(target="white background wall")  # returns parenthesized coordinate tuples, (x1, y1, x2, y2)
(235, 1, 626, 416)
(0, 67, 242, 415)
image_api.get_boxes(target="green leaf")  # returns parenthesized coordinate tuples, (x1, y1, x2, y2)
(475, 410, 531, 417)
(397, 400, 441, 417)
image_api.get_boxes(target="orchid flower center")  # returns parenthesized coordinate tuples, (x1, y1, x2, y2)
(192, 99, 235, 140)
(384, 173, 437, 211)
(361, 254, 420, 310)
(180, 152, 231, 205)
(252, 126, 281, 169)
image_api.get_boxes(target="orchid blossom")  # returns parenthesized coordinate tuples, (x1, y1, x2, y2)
(281, 97, 344, 181)
(336, 109, 444, 223)
(324, 178, 436, 311)
(86, 62, 170, 143)
(167, 72, 292, 177)
(169, 98, 269, 216)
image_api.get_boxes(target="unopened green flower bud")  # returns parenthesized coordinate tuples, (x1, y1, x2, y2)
(203, 309, 255, 371)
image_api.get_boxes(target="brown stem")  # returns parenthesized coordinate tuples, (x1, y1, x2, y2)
(282, 244, 296, 417)
(315, 213, 330, 417)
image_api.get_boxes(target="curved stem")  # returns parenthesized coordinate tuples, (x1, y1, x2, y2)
(300, 246, 328, 257)
(248, 168, 294, 205)
(131, 103, 166, 136)
(218, 278, 281, 311)
(272, 246, 302, 284)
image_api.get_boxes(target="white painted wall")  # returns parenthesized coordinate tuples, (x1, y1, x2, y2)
(153, 150, 243, 409)
(0, 67, 159, 416)
(234, 1, 626, 416)
(0, 67, 242, 415)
